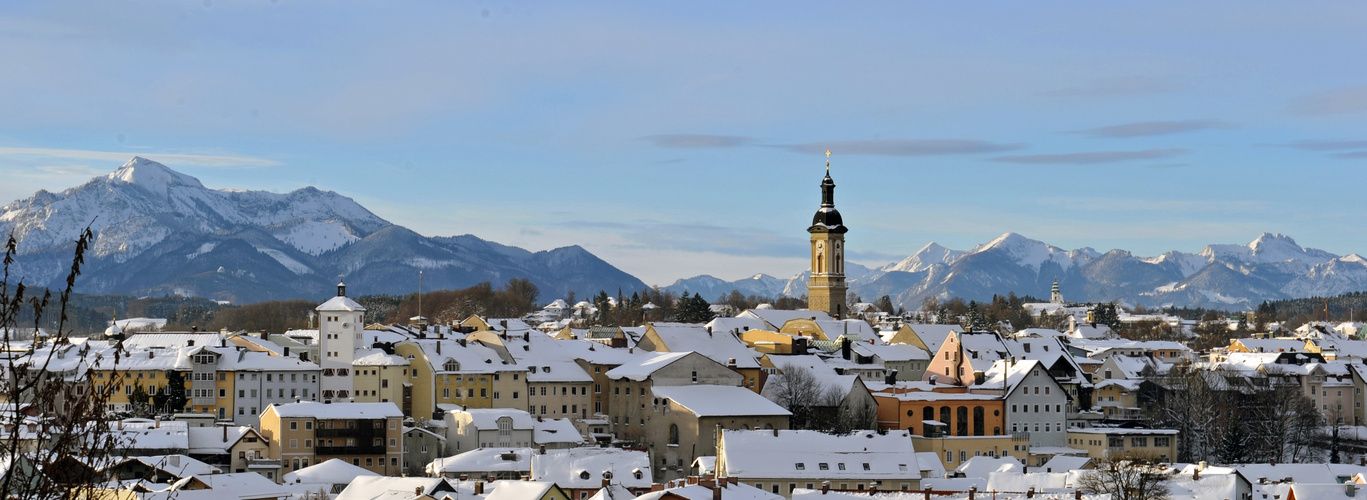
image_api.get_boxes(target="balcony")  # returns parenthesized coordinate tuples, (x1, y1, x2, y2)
(246, 458, 281, 469)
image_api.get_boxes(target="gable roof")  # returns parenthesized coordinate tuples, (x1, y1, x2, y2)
(653, 386, 791, 417)
(603, 351, 692, 381)
(719, 429, 920, 480)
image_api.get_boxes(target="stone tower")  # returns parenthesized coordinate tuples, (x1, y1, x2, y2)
(807, 153, 848, 318)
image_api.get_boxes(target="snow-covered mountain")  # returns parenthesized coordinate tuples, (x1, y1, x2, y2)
(0, 158, 646, 303)
(662, 274, 788, 300)
(670, 232, 1367, 311)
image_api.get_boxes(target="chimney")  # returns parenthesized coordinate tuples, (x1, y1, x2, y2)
(651, 484, 664, 492)
(222, 425, 227, 441)
(415, 487, 423, 496)
(1026, 486, 1034, 498)
(474, 482, 484, 495)
(773, 427, 779, 437)
(1193, 468, 1199, 481)
(188, 339, 195, 346)
(821, 482, 829, 494)
(842, 338, 851, 360)
(539, 445, 546, 455)
(968, 486, 976, 500)
(923, 486, 932, 500)
(1075, 491, 1083, 500)
(868, 484, 877, 495)
(885, 370, 898, 385)
(1347, 483, 1357, 497)
(437, 343, 442, 355)
(154, 417, 161, 428)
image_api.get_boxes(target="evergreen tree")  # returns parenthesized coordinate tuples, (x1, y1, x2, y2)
(672, 293, 714, 323)
(129, 385, 154, 418)
(164, 370, 188, 413)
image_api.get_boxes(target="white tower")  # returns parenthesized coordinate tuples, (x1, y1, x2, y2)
(317, 280, 365, 402)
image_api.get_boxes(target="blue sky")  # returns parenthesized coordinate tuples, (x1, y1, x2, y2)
(2, 2, 1366, 286)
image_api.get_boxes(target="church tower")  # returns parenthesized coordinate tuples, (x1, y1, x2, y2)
(808, 151, 849, 318)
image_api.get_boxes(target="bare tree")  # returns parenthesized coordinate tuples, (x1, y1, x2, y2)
(1248, 383, 1323, 463)
(768, 363, 825, 430)
(1, 228, 125, 500)
(1145, 364, 1226, 463)
(1077, 453, 1172, 500)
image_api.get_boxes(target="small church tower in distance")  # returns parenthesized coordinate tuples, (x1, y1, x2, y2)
(808, 150, 849, 319)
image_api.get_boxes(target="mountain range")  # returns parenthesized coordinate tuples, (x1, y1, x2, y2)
(7, 158, 1365, 311)
(0, 157, 646, 304)
(664, 232, 1367, 310)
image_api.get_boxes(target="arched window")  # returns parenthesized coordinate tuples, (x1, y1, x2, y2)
(939, 406, 951, 430)
(816, 253, 825, 274)
(973, 407, 985, 436)
(956, 407, 968, 436)
(668, 424, 679, 445)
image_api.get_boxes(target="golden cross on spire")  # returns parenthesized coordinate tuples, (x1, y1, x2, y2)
(825, 149, 831, 172)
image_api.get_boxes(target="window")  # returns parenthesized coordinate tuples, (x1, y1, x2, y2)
(669, 424, 679, 445)
(837, 463, 846, 470)
(290, 421, 298, 430)
(1154, 436, 1171, 447)
(795, 463, 805, 470)
(819, 463, 829, 470)
(1131, 436, 1148, 447)
(863, 463, 871, 471)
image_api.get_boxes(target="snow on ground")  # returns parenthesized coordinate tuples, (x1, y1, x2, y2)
(257, 248, 314, 275)
(274, 219, 360, 255)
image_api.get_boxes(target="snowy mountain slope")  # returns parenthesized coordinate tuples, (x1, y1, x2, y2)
(687, 232, 1367, 311)
(880, 242, 965, 273)
(0, 158, 646, 303)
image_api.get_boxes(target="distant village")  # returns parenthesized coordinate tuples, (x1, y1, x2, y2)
(6, 168, 1367, 500)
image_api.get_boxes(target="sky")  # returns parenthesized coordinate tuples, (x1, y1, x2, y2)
(1, 2, 1365, 286)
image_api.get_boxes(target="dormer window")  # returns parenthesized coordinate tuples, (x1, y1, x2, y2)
(530, 366, 538, 373)
(795, 463, 805, 470)
(544, 366, 551, 373)
(819, 463, 829, 470)
(444, 360, 460, 371)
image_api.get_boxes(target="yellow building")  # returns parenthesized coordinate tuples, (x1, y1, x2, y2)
(260, 401, 404, 476)
(911, 434, 1031, 471)
(1066, 428, 1178, 462)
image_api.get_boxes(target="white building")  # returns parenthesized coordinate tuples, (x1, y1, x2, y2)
(318, 281, 366, 403)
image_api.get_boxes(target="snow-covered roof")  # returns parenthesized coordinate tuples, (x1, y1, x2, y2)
(336, 476, 456, 500)
(985, 471, 1070, 493)
(113, 455, 220, 478)
(719, 429, 920, 480)
(739, 309, 832, 330)
(850, 342, 930, 362)
(317, 295, 365, 312)
(603, 351, 691, 381)
(532, 418, 583, 445)
(353, 348, 410, 366)
(186, 426, 254, 455)
(455, 408, 535, 430)
(484, 480, 560, 500)
(283, 458, 379, 485)
(635, 482, 781, 500)
(954, 455, 1023, 479)
(901, 324, 964, 353)
(530, 447, 652, 489)
(646, 323, 762, 369)
(428, 447, 532, 474)
(121, 333, 224, 350)
(653, 385, 791, 417)
(268, 401, 402, 419)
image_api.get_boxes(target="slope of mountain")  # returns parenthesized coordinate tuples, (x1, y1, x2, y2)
(0, 158, 646, 304)
(683, 231, 1366, 311)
